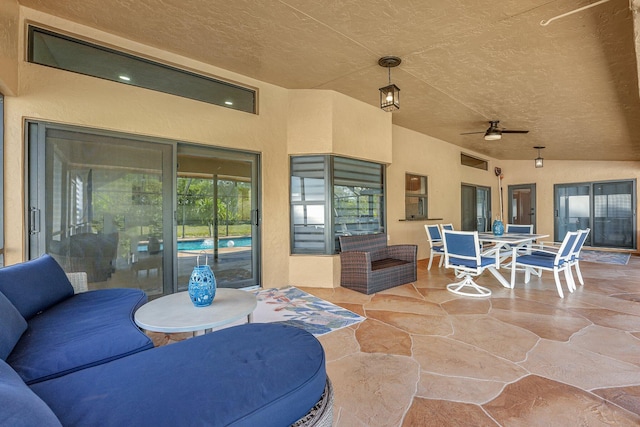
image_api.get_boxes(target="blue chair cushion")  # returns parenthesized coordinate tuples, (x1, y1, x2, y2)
(516, 254, 563, 268)
(31, 323, 326, 427)
(0, 255, 74, 320)
(0, 291, 27, 361)
(433, 245, 445, 253)
(0, 359, 61, 426)
(449, 256, 495, 269)
(8, 288, 153, 385)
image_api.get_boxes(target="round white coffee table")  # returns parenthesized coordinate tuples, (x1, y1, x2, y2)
(134, 288, 257, 335)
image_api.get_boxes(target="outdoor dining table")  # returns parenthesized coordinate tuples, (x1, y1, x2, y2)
(477, 232, 549, 289)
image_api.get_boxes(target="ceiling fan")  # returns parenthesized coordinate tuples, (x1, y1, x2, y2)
(461, 120, 529, 141)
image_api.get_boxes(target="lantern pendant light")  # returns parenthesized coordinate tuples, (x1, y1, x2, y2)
(534, 146, 545, 168)
(378, 56, 401, 112)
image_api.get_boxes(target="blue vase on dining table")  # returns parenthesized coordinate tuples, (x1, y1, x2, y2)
(492, 219, 504, 236)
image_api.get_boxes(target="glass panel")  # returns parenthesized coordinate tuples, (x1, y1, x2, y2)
(291, 156, 328, 254)
(476, 187, 490, 232)
(28, 26, 256, 113)
(42, 129, 170, 296)
(593, 181, 634, 248)
(555, 184, 590, 243)
(333, 157, 384, 251)
(460, 185, 476, 231)
(176, 150, 259, 289)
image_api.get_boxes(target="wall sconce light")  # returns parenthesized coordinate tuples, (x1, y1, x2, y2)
(378, 56, 401, 112)
(534, 146, 545, 168)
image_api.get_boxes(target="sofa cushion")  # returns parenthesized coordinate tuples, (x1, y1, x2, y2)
(0, 292, 27, 361)
(31, 323, 326, 427)
(0, 255, 74, 320)
(8, 288, 153, 385)
(0, 359, 61, 427)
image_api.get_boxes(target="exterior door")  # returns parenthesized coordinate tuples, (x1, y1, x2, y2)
(461, 184, 491, 232)
(176, 144, 260, 290)
(508, 184, 536, 231)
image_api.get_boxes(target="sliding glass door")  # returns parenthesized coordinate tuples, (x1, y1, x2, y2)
(27, 121, 261, 295)
(461, 184, 491, 232)
(28, 122, 174, 296)
(555, 180, 636, 249)
(176, 144, 260, 290)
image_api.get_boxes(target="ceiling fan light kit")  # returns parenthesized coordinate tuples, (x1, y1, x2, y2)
(378, 56, 401, 112)
(461, 120, 529, 141)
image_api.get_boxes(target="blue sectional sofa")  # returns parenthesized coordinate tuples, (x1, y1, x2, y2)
(0, 255, 331, 426)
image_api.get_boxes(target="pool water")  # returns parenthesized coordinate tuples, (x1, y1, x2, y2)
(138, 237, 251, 252)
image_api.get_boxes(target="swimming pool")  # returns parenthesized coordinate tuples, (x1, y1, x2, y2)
(138, 237, 251, 252)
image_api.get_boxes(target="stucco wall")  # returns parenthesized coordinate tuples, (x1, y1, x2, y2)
(500, 159, 640, 249)
(388, 125, 501, 260)
(0, 0, 19, 95)
(5, 8, 293, 288)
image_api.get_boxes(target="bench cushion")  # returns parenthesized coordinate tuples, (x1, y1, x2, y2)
(0, 359, 61, 426)
(0, 292, 27, 361)
(371, 258, 409, 271)
(31, 323, 326, 427)
(0, 255, 74, 320)
(8, 288, 153, 385)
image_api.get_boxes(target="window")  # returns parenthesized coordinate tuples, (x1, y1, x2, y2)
(27, 26, 256, 113)
(290, 156, 385, 254)
(405, 173, 428, 219)
(460, 153, 488, 170)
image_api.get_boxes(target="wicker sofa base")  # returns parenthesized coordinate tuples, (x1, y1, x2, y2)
(293, 378, 333, 427)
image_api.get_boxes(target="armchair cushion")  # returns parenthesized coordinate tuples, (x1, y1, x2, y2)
(0, 291, 27, 361)
(0, 255, 74, 320)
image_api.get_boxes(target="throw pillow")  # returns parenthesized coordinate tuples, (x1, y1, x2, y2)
(0, 255, 74, 320)
(0, 291, 27, 361)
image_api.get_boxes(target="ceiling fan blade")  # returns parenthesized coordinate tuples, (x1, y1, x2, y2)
(501, 130, 529, 134)
(460, 131, 486, 135)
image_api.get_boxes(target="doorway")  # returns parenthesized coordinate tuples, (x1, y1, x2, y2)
(176, 144, 260, 290)
(508, 184, 536, 231)
(461, 184, 491, 232)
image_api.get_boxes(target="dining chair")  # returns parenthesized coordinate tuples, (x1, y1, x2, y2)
(505, 224, 534, 234)
(568, 228, 591, 289)
(424, 224, 445, 270)
(440, 223, 454, 232)
(442, 230, 496, 297)
(510, 231, 579, 298)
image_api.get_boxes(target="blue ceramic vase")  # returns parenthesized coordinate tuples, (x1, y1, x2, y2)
(188, 264, 216, 307)
(492, 219, 504, 236)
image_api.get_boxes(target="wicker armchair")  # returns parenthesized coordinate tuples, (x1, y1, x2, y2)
(339, 233, 417, 294)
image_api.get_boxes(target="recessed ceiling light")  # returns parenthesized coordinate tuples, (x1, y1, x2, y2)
(118, 75, 131, 81)
(224, 101, 233, 105)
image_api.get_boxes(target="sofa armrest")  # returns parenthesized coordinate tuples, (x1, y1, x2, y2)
(66, 272, 88, 294)
(387, 245, 417, 263)
(339, 251, 372, 272)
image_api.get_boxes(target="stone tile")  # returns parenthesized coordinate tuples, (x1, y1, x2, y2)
(365, 294, 447, 316)
(520, 339, 640, 390)
(356, 319, 412, 356)
(378, 283, 425, 300)
(328, 352, 419, 427)
(366, 310, 452, 336)
(569, 307, 640, 331)
(490, 307, 591, 341)
(449, 315, 539, 362)
(403, 398, 499, 426)
(416, 288, 460, 304)
(612, 293, 640, 303)
(300, 286, 372, 305)
(318, 326, 360, 362)
(570, 324, 640, 366)
(593, 386, 640, 417)
(441, 298, 491, 315)
(484, 375, 640, 426)
(417, 372, 505, 405)
(412, 335, 528, 382)
(334, 301, 366, 317)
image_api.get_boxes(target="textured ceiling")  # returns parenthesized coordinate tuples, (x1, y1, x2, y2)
(17, 0, 640, 161)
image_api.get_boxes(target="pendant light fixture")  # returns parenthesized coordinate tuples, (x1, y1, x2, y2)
(534, 146, 545, 168)
(378, 56, 401, 112)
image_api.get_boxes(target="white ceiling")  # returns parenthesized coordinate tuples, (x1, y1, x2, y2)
(18, 0, 640, 161)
